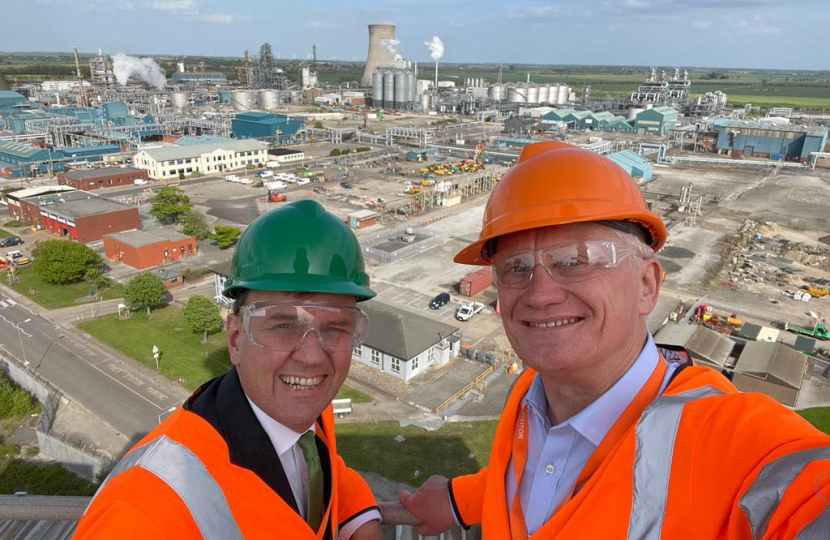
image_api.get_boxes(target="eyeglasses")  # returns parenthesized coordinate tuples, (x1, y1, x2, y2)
(491, 241, 639, 289)
(240, 301, 369, 352)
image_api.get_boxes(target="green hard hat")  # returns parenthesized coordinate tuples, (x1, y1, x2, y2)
(223, 199, 375, 301)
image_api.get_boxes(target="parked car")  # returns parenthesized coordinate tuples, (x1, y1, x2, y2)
(225, 175, 241, 182)
(455, 301, 485, 322)
(264, 180, 287, 190)
(5, 250, 30, 265)
(0, 236, 23, 248)
(297, 178, 310, 186)
(266, 160, 281, 168)
(429, 292, 450, 309)
(237, 177, 253, 185)
(133, 178, 149, 185)
(340, 181, 354, 189)
(257, 170, 274, 179)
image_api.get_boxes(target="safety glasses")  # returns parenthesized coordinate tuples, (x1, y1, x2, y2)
(241, 301, 369, 352)
(491, 241, 638, 289)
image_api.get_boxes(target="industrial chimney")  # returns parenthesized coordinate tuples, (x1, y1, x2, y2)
(362, 24, 396, 87)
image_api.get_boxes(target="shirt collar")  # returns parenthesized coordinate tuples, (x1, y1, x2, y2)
(524, 333, 659, 447)
(246, 395, 316, 456)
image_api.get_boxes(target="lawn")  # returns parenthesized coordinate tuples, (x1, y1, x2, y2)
(797, 407, 830, 434)
(8, 265, 124, 310)
(78, 306, 231, 391)
(0, 229, 10, 239)
(336, 385, 373, 404)
(336, 420, 497, 487)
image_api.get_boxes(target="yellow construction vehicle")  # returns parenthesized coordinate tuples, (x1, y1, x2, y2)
(801, 285, 828, 298)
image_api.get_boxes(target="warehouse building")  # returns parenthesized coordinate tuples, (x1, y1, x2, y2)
(503, 116, 539, 134)
(607, 150, 653, 182)
(634, 106, 678, 135)
(232, 111, 304, 144)
(653, 323, 735, 370)
(58, 166, 149, 190)
(269, 148, 305, 163)
(0, 141, 64, 178)
(15, 190, 139, 242)
(132, 140, 268, 179)
(103, 229, 197, 269)
(57, 144, 122, 165)
(0, 90, 26, 117)
(732, 341, 807, 407)
(712, 119, 828, 162)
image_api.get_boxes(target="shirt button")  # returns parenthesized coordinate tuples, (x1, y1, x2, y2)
(545, 463, 555, 474)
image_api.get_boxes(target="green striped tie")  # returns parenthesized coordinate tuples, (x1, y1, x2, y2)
(298, 431, 323, 531)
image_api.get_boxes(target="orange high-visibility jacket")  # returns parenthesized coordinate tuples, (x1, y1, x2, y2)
(450, 363, 830, 539)
(75, 372, 377, 540)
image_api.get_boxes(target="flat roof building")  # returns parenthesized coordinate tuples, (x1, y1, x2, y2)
(732, 341, 807, 407)
(104, 229, 197, 269)
(132, 140, 268, 180)
(58, 167, 148, 190)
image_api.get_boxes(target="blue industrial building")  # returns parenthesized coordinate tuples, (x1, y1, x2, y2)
(232, 112, 304, 144)
(405, 147, 439, 162)
(45, 106, 99, 125)
(171, 72, 227, 84)
(218, 91, 231, 104)
(0, 141, 64, 178)
(0, 91, 26, 117)
(608, 150, 653, 183)
(56, 144, 122, 164)
(634, 106, 678, 135)
(713, 119, 828, 162)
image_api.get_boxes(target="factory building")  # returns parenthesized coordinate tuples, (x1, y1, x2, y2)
(89, 50, 116, 88)
(503, 116, 540, 134)
(0, 141, 65, 178)
(59, 144, 122, 165)
(269, 148, 305, 163)
(4, 186, 75, 219)
(103, 229, 197, 269)
(58, 167, 149, 190)
(630, 68, 690, 108)
(712, 119, 828, 162)
(170, 72, 227, 84)
(732, 341, 806, 407)
(231, 111, 304, 144)
(14, 189, 140, 242)
(133, 140, 267, 179)
(607, 150, 653, 183)
(634, 106, 678, 135)
(0, 91, 26, 116)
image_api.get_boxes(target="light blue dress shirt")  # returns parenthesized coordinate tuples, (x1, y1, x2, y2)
(505, 333, 679, 534)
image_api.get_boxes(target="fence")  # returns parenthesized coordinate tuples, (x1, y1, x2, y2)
(0, 350, 114, 480)
(363, 228, 444, 263)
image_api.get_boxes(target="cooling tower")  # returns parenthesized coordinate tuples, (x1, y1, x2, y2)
(362, 24, 396, 87)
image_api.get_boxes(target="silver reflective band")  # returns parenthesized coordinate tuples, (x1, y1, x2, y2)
(88, 435, 244, 540)
(626, 386, 724, 540)
(796, 505, 830, 540)
(739, 446, 830, 540)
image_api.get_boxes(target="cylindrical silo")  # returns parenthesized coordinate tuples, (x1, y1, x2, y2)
(488, 84, 505, 101)
(420, 93, 431, 110)
(170, 91, 189, 111)
(362, 24, 396, 87)
(538, 85, 550, 104)
(258, 89, 279, 110)
(372, 70, 384, 107)
(232, 90, 255, 111)
(406, 70, 416, 104)
(557, 85, 569, 105)
(383, 70, 395, 105)
(508, 85, 527, 103)
(527, 86, 539, 104)
(394, 70, 406, 108)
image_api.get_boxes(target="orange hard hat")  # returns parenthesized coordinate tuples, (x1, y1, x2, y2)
(454, 141, 667, 265)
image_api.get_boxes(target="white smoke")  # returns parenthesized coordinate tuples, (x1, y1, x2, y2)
(424, 36, 444, 62)
(380, 38, 403, 61)
(111, 53, 167, 89)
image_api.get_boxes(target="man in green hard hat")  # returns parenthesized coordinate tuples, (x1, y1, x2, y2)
(76, 200, 383, 540)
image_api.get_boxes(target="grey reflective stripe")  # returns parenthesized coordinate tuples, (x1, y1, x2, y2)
(627, 385, 724, 540)
(796, 505, 830, 540)
(89, 435, 244, 540)
(739, 446, 830, 540)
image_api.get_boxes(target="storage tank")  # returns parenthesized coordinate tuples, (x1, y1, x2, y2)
(406, 70, 416, 103)
(488, 84, 505, 101)
(538, 85, 550, 104)
(627, 107, 645, 120)
(507, 85, 528, 103)
(557, 85, 569, 105)
(420, 93, 431, 111)
(394, 70, 406, 108)
(258, 89, 279, 110)
(527, 86, 539, 104)
(170, 91, 189, 111)
(372, 70, 384, 107)
(383, 70, 395, 106)
(231, 90, 255, 111)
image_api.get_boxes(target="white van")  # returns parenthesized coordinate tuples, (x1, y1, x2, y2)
(258, 170, 274, 179)
(264, 180, 287, 190)
(266, 160, 281, 168)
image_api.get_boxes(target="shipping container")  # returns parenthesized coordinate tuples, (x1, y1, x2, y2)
(459, 267, 494, 297)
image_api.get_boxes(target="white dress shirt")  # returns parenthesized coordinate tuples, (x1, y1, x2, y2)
(247, 397, 381, 539)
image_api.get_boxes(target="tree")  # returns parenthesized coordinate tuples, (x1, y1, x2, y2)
(183, 295, 223, 343)
(149, 186, 192, 224)
(211, 226, 241, 249)
(330, 149, 341, 156)
(32, 240, 102, 285)
(180, 210, 211, 240)
(123, 272, 167, 316)
(314, 121, 324, 129)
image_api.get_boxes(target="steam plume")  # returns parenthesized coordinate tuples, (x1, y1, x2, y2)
(424, 36, 444, 62)
(111, 53, 166, 89)
(380, 38, 403, 61)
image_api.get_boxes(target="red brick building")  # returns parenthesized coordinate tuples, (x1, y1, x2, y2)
(18, 190, 139, 242)
(58, 167, 149, 190)
(103, 229, 197, 269)
(5, 186, 76, 220)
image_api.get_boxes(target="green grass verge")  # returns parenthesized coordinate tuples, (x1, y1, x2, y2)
(336, 420, 497, 487)
(0, 229, 11, 239)
(335, 385, 373, 404)
(0, 457, 97, 495)
(78, 306, 230, 391)
(797, 407, 830, 434)
(8, 265, 124, 310)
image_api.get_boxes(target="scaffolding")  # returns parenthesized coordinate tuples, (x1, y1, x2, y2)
(250, 43, 289, 90)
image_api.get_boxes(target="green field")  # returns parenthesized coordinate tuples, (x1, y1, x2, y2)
(78, 305, 230, 390)
(336, 385, 373, 404)
(336, 420, 497, 487)
(8, 265, 124, 310)
(797, 407, 830, 434)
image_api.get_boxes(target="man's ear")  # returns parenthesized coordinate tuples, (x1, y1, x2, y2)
(638, 258, 663, 317)
(226, 314, 243, 367)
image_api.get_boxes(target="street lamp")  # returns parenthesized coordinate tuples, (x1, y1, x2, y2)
(16, 324, 27, 366)
(152, 344, 160, 370)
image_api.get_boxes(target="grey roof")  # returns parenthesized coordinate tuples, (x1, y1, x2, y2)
(5, 185, 76, 202)
(210, 261, 232, 278)
(734, 322, 762, 340)
(63, 167, 144, 181)
(361, 300, 460, 360)
(0, 520, 76, 540)
(155, 268, 182, 280)
(716, 119, 827, 137)
(735, 341, 806, 390)
(653, 323, 735, 368)
(24, 190, 131, 219)
(646, 295, 683, 334)
(139, 140, 267, 162)
(104, 229, 192, 248)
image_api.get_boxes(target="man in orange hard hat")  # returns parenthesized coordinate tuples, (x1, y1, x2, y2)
(399, 142, 830, 539)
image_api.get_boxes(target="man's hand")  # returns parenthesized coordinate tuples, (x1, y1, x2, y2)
(348, 519, 382, 540)
(398, 475, 456, 536)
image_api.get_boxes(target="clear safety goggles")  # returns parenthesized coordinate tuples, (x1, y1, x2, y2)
(491, 240, 640, 289)
(240, 301, 369, 352)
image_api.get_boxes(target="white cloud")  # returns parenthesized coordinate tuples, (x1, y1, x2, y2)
(506, 6, 561, 19)
(192, 13, 233, 23)
(151, 0, 198, 13)
(305, 21, 338, 30)
(624, 0, 650, 8)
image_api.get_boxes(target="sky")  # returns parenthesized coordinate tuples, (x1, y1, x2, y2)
(1, 0, 828, 70)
